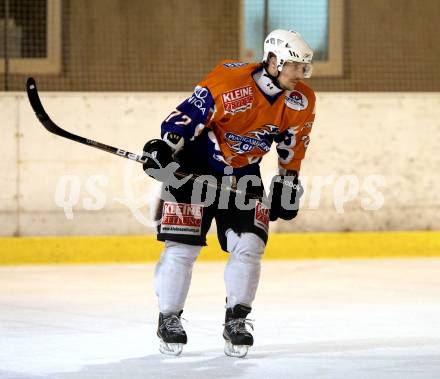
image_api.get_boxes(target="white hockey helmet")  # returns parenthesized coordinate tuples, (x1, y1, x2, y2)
(263, 29, 313, 78)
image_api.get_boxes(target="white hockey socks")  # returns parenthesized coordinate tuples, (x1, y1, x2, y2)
(224, 230, 265, 308)
(154, 240, 202, 314)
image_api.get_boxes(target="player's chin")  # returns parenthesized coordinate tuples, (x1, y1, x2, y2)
(282, 81, 297, 91)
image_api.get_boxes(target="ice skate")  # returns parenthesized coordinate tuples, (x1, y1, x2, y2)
(157, 311, 187, 356)
(223, 304, 254, 358)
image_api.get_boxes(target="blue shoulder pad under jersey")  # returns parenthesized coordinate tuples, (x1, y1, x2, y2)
(161, 86, 215, 142)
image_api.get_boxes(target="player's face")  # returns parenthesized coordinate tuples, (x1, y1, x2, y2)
(278, 62, 307, 90)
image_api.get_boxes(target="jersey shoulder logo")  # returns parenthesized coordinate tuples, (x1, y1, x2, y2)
(223, 62, 249, 68)
(221, 85, 254, 115)
(285, 90, 309, 111)
(187, 86, 211, 115)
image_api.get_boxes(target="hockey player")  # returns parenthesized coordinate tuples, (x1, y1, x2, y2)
(143, 29, 316, 357)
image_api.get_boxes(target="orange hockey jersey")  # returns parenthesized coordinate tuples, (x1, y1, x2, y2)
(161, 61, 316, 173)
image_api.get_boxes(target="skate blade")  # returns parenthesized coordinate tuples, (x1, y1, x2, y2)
(159, 340, 184, 356)
(224, 340, 250, 358)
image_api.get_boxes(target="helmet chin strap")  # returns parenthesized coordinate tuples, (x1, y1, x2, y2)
(263, 62, 284, 91)
(266, 71, 283, 90)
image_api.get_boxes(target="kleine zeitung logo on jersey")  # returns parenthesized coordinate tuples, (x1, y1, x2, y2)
(285, 90, 308, 111)
(221, 85, 254, 114)
(160, 202, 204, 236)
(254, 201, 270, 232)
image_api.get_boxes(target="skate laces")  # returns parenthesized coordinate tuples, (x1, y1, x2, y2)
(224, 318, 254, 334)
(162, 314, 186, 334)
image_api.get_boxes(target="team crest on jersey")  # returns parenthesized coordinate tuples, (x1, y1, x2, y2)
(221, 86, 254, 114)
(223, 62, 249, 68)
(285, 90, 308, 111)
(224, 124, 279, 155)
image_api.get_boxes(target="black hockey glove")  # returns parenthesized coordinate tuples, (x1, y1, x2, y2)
(269, 172, 304, 221)
(142, 139, 176, 181)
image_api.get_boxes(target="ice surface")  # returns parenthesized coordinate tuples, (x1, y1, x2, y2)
(0, 260, 439, 378)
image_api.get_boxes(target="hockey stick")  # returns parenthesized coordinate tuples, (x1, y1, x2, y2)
(26, 77, 149, 164)
(26, 77, 259, 197)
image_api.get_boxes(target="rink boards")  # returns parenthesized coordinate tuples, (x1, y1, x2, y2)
(1, 92, 440, 236)
(0, 231, 439, 264)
